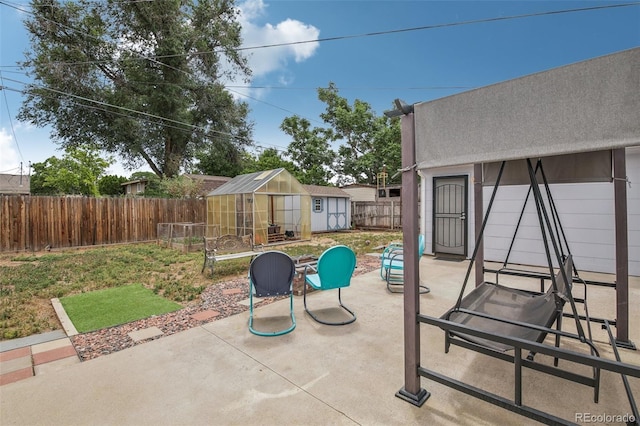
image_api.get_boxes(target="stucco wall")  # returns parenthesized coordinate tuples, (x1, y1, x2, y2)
(414, 48, 640, 169)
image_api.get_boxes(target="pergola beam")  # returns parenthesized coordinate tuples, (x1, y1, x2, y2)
(395, 112, 430, 406)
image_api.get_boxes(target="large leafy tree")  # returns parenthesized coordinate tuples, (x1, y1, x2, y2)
(317, 82, 401, 185)
(30, 146, 112, 195)
(280, 116, 335, 185)
(194, 138, 246, 177)
(19, 0, 253, 178)
(97, 175, 127, 196)
(160, 175, 203, 199)
(241, 148, 299, 177)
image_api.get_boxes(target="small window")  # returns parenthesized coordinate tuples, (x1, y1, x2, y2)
(389, 188, 401, 197)
(313, 198, 323, 213)
(136, 183, 142, 193)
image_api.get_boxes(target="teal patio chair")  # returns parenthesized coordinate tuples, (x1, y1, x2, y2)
(303, 245, 357, 326)
(380, 234, 430, 294)
(248, 251, 296, 336)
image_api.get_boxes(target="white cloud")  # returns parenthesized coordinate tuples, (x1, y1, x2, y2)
(229, 0, 320, 100)
(0, 128, 20, 173)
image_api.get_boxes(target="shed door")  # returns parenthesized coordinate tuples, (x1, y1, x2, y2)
(327, 197, 347, 230)
(434, 176, 467, 257)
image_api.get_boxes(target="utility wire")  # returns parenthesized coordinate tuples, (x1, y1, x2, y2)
(1, 81, 289, 153)
(235, 2, 640, 53)
(1, 76, 249, 140)
(2, 1, 636, 63)
(0, 72, 25, 162)
(0, 166, 22, 173)
(0, 68, 475, 92)
(2, 2, 637, 66)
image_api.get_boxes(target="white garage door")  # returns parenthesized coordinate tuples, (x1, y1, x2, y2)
(483, 148, 639, 275)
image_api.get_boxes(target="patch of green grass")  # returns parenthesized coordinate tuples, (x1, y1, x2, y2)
(59, 284, 182, 333)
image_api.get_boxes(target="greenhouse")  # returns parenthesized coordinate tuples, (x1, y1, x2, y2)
(206, 168, 311, 246)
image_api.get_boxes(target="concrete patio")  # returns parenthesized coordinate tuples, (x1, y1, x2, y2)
(1, 256, 638, 425)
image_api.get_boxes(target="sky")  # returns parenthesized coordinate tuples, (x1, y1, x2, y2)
(0, 0, 639, 179)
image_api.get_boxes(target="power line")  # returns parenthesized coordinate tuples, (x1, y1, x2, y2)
(0, 69, 473, 92)
(225, 85, 474, 91)
(0, 166, 22, 173)
(2, 2, 637, 67)
(1, 76, 254, 141)
(235, 2, 640, 53)
(3, 76, 202, 130)
(0, 72, 25, 163)
(0, 81, 288, 152)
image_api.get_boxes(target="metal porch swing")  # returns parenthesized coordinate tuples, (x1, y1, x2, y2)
(416, 158, 639, 425)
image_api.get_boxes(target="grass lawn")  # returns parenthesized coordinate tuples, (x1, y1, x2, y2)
(60, 284, 182, 333)
(0, 231, 401, 339)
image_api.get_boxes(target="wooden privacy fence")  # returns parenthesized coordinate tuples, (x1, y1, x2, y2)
(0, 195, 206, 252)
(351, 201, 402, 230)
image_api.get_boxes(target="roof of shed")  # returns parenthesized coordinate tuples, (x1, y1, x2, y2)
(302, 184, 351, 198)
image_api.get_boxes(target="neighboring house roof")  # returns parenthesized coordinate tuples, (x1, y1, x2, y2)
(302, 184, 351, 198)
(121, 179, 148, 186)
(340, 183, 376, 189)
(184, 174, 231, 196)
(209, 168, 309, 196)
(0, 174, 30, 195)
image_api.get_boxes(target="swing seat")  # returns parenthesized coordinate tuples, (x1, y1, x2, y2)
(444, 255, 572, 352)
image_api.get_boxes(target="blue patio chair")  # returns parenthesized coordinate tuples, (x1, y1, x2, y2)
(248, 251, 296, 336)
(303, 245, 357, 326)
(380, 234, 430, 294)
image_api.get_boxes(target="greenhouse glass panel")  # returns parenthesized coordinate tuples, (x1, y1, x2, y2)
(254, 193, 269, 246)
(300, 195, 311, 239)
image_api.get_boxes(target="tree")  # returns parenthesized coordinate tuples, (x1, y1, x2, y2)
(98, 175, 127, 196)
(317, 82, 401, 185)
(129, 171, 157, 181)
(160, 175, 204, 199)
(30, 146, 112, 195)
(19, 0, 253, 179)
(280, 116, 335, 185)
(241, 148, 299, 177)
(194, 138, 246, 177)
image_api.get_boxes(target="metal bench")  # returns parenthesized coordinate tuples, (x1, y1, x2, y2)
(201, 234, 263, 278)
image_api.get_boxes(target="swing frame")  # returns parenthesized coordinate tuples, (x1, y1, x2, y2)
(415, 157, 639, 424)
(391, 50, 640, 424)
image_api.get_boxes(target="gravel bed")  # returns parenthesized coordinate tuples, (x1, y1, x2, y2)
(71, 256, 380, 361)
